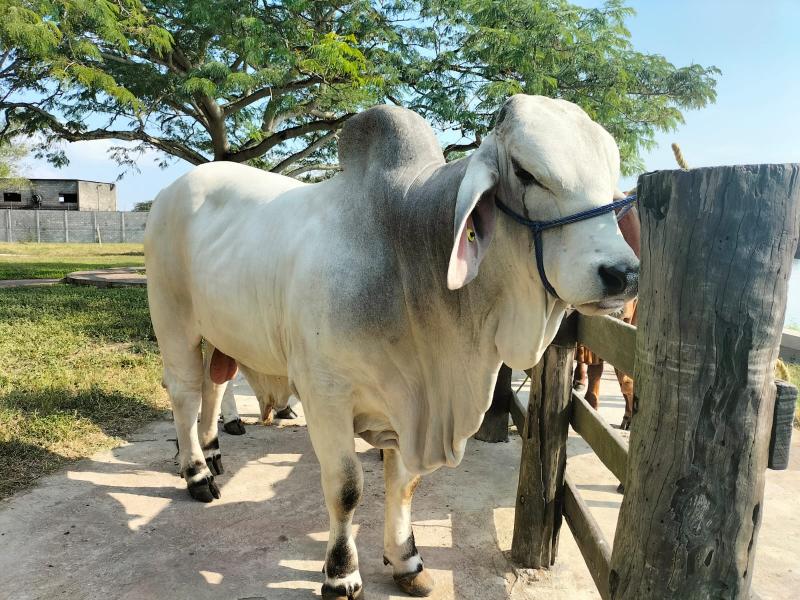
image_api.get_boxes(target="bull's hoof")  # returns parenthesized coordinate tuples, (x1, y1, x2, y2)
(187, 475, 221, 503)
(205, 453, 224, 475)
(321, 582, 364, 600)
(275, 406, 298, 419)
(619, 415, 631, 431)
(394, 568, 434, 597)
(223, 418, 246, 435)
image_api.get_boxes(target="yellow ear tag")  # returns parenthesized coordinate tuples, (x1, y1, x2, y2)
(466, 228, 476, 242)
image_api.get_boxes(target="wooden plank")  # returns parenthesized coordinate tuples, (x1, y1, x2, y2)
(576, 314, 636, 376)
(563, 473, 612, 600)
(570, 391, 628, 484)
(769, 379, 797, 470)
(610, 165, 800, 599)
(511, 322, 576, 568)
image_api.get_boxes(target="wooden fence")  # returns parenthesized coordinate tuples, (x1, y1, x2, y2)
(508, 312, 797, 600)
(502, 165, 800, 600)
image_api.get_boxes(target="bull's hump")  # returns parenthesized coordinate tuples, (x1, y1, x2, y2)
(338, 106, 444, 178)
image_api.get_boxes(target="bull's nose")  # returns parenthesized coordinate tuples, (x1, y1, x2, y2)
(598, 262, 637, 296)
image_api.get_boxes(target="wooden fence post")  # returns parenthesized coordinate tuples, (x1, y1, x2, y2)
(511, 314, 576, 567)
(609, 165, 800, 599)
(474, 364, 513, 442)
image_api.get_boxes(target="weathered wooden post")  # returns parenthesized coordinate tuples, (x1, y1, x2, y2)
(474, 364, 513, 442)
(609, 165, 800, 599)
(511, 315, 576, 567)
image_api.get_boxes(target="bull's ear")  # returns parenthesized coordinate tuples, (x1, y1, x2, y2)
(447, 141, 499, 290)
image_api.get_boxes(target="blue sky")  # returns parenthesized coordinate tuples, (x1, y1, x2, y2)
(21, 0, 800, 210)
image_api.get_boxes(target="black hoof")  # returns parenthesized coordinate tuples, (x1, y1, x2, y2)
(223, 418, 246, 435)
(187, 474, 221, 502)
(205, 453, 224, 475)
(275, 406, 298, 419)
(321, 582, 363, 600)
(619, 416, 631, 431)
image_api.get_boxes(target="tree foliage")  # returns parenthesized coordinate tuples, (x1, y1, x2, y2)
(0, 137, 27, 179)
(0, 0, 718, 177)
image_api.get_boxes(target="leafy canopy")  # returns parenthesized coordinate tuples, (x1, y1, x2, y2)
(0, 138, 27, 179)
(0, 0, 718, 176)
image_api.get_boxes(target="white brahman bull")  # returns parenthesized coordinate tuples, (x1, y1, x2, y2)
(144, 94, 638, 599)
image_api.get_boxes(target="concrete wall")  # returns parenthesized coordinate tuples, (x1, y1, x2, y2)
(0, 179, 116, 211)
(77, 181, 117, 211)
(0, 209, 148, 243)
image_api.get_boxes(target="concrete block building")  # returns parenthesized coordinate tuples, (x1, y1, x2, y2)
(0, 178, 117, 211)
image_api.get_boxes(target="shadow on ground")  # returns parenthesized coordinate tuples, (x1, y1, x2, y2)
(0, 410, 520, 600)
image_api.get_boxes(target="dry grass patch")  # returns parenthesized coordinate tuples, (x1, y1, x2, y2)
(0, 284, 166, 498)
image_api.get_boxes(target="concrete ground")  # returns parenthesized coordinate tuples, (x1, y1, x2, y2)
(0, 368, 798, 599)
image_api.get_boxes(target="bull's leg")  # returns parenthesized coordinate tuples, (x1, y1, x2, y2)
(305, 409, 364, 600)
(220, 381, 246, 435)
(198, 347, 228, 476)
(585, 362, 604, 409)
(382, 448, 434, 597)
(164, 350, 220, 503)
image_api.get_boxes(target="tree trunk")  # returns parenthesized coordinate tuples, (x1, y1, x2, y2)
(609, 165, 800, 599)
(474, 363, 513, 442)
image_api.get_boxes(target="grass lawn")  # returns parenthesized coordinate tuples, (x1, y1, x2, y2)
(0, 242, 144, 280)
(0, 284, 166, 498)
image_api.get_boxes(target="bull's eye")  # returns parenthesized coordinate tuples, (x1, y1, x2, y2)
(512, 159, 545, 189)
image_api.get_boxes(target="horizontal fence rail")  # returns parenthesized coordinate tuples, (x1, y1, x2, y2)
(570, 390, 628, 484)
(576, 314, 635, 376)
(563, 473, 612, 600)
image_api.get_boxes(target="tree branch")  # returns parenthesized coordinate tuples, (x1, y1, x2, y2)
(270, 129, 338, 174)
(222, 76, 326, 115)
(287, 163, 341, 178)
(229, 113, 353, 162)
(443, 139, 480, 158)
(2, 102, 209, 165)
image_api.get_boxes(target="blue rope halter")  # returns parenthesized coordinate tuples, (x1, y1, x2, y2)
(495, 193, 638, 299)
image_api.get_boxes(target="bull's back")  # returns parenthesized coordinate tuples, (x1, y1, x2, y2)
(145, 162, 311, 371)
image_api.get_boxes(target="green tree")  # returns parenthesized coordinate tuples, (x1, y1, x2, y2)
(132, 200, 152, 211)
(0, 138, 27, 179)
(0, 0, 717, 177)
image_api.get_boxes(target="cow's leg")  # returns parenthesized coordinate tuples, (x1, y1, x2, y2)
(382, 448, 434, 597)
(305, 408, 364, 599)
(572, 361, 588, 392)
(615, 367, 634, 430)
(220, 381, 246, 435)
(585, 362, 604, 409)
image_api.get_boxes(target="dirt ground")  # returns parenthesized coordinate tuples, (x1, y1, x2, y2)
(0, 367, 797, 599)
